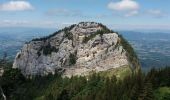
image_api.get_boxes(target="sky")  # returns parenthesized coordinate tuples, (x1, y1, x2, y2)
(0, 0, 170, 30)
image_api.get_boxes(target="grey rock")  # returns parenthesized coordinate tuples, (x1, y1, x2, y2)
(13, 22, 132, 77)
(0, 68, 3, 76)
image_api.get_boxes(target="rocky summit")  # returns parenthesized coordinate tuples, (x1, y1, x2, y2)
(13, 22, 140, 77)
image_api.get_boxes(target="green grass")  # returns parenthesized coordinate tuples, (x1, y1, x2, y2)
(98, 65, 132, 79)
(154, 87, 170, 100)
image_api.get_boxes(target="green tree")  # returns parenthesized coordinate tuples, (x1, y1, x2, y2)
(69, 53, 77, 65)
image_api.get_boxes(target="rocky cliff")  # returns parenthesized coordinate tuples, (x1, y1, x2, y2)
(13, 22, 140, 77)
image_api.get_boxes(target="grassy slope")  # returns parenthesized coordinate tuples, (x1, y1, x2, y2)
(154, 87, 170, 100)
(99, 65, 132, 79)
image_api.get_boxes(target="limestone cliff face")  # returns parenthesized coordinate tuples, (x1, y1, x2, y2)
(13, 22, 139, 77)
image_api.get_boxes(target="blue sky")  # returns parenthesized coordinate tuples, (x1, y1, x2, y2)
(0, 0, 170, 30)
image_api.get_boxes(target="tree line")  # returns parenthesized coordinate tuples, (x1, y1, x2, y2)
(0, 60, 170, 100)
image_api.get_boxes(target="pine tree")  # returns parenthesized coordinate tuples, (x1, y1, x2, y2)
(57, 89, 69, 100)
(144, 82, 154, 100)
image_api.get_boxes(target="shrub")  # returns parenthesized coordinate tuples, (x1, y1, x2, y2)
(69, 53, 77, 65)
(37, 44, 59, 56)
(65, 31, 73, 40)
(83, 30, 105, 43)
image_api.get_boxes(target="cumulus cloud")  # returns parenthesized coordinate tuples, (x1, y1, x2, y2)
(0, 1, 34, 11)
(108, 0, 139, 11)
(107, 0, 140, 17)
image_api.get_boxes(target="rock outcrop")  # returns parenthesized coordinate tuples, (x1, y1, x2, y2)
(0, 68, 3, 76)
(13, 22, 139, 77)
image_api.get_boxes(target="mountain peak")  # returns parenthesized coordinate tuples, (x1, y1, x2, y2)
(13, 22, 140, 77)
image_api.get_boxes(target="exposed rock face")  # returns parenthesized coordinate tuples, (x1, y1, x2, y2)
(0, 68, 4, 76)
(13, 22, 138, 77)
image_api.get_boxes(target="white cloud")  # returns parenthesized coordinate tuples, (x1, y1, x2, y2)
(108, 0, 139, 11)
(0, 1, 34, 11)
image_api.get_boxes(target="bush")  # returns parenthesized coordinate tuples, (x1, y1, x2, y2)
(83, 30, 106, 43)
(65, 31, 73, 40)
(69, 53, 77, 65)
(37, 43, 59, 56)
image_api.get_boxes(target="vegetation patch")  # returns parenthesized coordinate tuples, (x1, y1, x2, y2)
(118, 35, 140, 70)
(82, 23, 114, 43)
(83, 30, 105, 43)
(98, 23, 114, 33)
(69, 52, 77, 65)
(37, 44, 59, 56)
(154, 87, 170, 100)
(65, 31, 73, 40)
(99, 65, 132, 79)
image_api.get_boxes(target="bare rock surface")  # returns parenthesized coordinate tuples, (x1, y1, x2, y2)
(13, 22, 135, 77)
